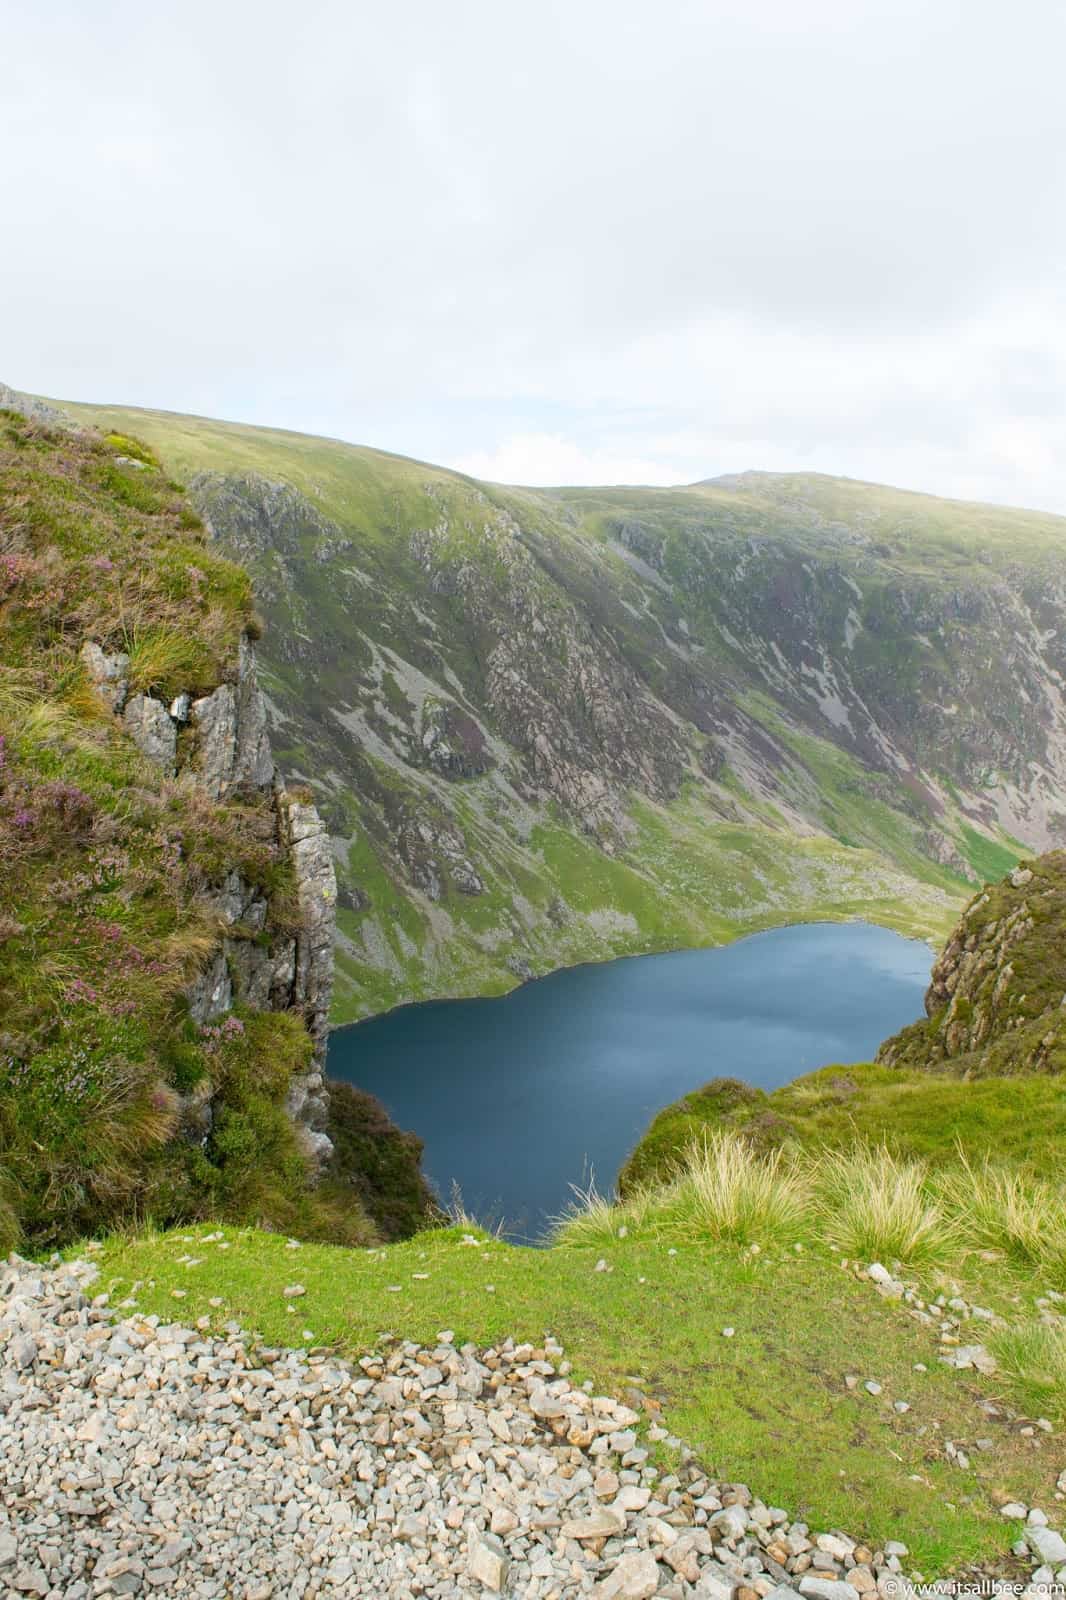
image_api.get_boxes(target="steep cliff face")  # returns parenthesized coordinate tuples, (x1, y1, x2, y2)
(0, 392, 432, 1248)
(80, 629, 337, 1159)
(879, 852, 1066, 1076)
(55, 400, 1066, 1020)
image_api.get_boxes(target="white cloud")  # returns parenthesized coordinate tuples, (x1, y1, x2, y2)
(452, 434, 683, 487)
(5, 0, 1066, 511)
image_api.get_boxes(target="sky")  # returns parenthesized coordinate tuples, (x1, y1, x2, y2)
(5, 1, 1066, 507)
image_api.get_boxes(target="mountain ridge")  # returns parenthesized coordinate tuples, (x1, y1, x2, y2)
(40, 391, 1066, 1021)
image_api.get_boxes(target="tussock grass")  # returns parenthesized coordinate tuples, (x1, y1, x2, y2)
(554, 1179, 660, 1249)
(989, 1322, 1066, 1416)
(812, 1146, 956, 1265)
(933, 1154, 1066, 1285)
(123, 624, 215, 699)
(558, 1131, 811, 1247)
(658, 1132, 811, 1243)
(562, 1133, 1066, 1272)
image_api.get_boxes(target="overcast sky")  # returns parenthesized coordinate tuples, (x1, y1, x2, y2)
(6, 1, 1066, 506)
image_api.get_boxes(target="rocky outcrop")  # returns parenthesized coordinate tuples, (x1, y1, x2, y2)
(121, 693, 177, 774)
(878, 851, 1066, 1076)
(278, 793, 336, 1157)
(83, 625, 338, 1160)
(190, 635, 274, 799)
(0, 382, 67, 427)
(79, 642, 130, 713)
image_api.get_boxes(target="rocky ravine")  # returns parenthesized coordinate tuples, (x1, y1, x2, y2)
(4, 1254, 1063, 1600)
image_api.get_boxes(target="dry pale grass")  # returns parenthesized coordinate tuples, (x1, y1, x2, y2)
(810, 1146, 956, 1265)
(934, 1152, 1066, 1287)
(558, 1131, 811, 1246)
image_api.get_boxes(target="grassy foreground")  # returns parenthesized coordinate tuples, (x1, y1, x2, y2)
(84, 1179, 1062, 1577)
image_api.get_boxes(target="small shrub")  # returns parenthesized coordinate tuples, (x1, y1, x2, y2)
(323, 1079, 439, 1240)
(96, 461, 170, 516)
(104, 432, 158, 468)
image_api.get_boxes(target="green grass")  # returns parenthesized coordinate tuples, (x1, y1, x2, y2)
(80, 1219, 1063, 1575)
(621, 1062, 1066, 1193)
(958, 823, 1025, 885)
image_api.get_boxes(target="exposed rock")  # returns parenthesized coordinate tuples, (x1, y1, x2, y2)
(185, 949, 232, 1026)
(594, 1550, 661, 1597)
(122, 693, 177, 772)
(468, 1531, 509, 1591)
(189, 639, 272, 801)
(0, 381, 67, 426)
(879, 853, 1066, 1077)
(281, 792, 337, 1068)
(80, 640, 130, 712)
(1028, 1526, 1066, 1566)
(421, 698, 493, 779)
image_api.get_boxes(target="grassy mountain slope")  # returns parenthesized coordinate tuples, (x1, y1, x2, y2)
(55, 400, 1066, 1019)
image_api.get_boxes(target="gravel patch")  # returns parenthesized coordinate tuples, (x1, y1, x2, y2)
(1, 1257, 1062, 1598)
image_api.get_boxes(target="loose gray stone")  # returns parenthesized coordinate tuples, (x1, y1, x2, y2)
(595, 1549, 661, 1598)
(468, 1530, 509, 1591)
(1028, 1527, 1066, 1566)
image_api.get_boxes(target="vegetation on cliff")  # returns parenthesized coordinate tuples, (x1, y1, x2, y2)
(0, 408, 430, 1249)
(879, 852, 1066, 1076)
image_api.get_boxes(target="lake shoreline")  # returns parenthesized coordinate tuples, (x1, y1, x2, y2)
(327, 923, 933, 1239)
(329, 915, 940, 1037)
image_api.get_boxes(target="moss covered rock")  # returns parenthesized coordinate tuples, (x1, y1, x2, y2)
(879, 852, 1066, 1076)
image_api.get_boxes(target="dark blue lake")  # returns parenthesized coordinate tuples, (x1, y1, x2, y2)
(326, 922, 930, 1240)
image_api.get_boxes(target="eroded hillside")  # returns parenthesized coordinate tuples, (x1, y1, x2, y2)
(55, 397, 1066, 1018)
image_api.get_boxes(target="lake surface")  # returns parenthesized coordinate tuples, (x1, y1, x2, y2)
(327, 922, 930, 1240)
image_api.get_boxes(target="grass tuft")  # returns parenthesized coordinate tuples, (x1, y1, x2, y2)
(934, 1153, 1066, 1287)
(659, 1131, 811, 1243)
(989, 1322, 1066, 1417)
(812, 1146, 954, 1265)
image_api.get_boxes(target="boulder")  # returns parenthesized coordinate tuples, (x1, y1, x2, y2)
(122, 693, 176, 772)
